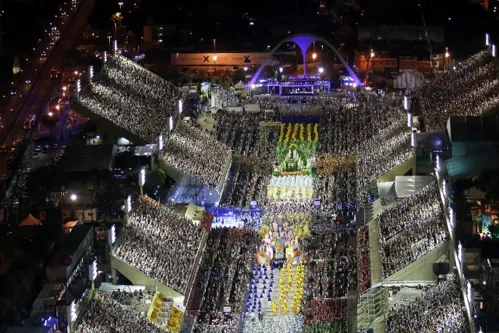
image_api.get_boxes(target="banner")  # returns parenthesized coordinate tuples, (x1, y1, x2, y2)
(171, 53, 270, 66)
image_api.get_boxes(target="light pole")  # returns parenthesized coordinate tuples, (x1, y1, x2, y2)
(364, 49, 374, 85)
(444, 47, 450, 73)
(70, 194, 77, 218)
(213, 39, 217, 73)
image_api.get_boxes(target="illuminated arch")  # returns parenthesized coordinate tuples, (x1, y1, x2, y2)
(249, 33, 361, 85)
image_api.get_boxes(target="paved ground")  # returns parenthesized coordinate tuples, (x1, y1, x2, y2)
(0, 0, 95, 177)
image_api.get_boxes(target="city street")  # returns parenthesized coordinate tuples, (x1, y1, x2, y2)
(0, 0, 95, 178)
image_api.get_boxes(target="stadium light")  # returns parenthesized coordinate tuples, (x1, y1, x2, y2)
(467, 281, 472, 304)
(486, 33, 490, 46)
(108, 224, 116, 245)
(178, 99, 183, 114)
(139, 168, 146, 187)
(158, 134, 163, 152)
(88, 65, 94, 81)
(458, 242, 463, 264)
(70, 301, 77, 322)
(125, 195, 132, 213)
(88, 259, 97, 281)
(169, 116, 174, 131)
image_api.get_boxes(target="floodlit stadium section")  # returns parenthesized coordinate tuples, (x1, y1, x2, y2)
(74, 54, 184, 144)
(160, 122, 232, 194)
(111, 196, 209, 301)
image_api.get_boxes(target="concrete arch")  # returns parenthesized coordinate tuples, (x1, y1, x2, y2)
(249, 33, 361, 85)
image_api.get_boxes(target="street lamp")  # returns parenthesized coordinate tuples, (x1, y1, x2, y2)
(70, 194, 77, 215)
(118, 1, 123, 9)
(312, 52, 317, 60)
(318, 67, 324, 74)
(213, 54, 218, 61)
(279, 67, 283, 73)
(48, 111, 53, 117)
(370, 49, 375, 58)
(243, 66, 248, 72)
(444, 47, 450, 72)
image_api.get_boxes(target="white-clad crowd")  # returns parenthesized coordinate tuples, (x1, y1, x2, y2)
(113, 196, 205, 294)
(378, 182, 448, 278)
(74, 291, 166, 333)
(385, 277, 469, 333)
(419, 50, 499, 131)
(378, 182, 441, 241)
(162, 122, 232, 190)
(356, 119, 414, 201)
(76, 54, 183, 142)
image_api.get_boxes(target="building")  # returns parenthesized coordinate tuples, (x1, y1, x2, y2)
(46, 224, 94, 283)
(355, 53, 432, 73)
(143, 24, 176, 46)
(170, 52, 271, 72)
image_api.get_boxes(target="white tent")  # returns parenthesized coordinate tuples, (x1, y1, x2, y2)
(234, 81, 246, 89)
(393, 71, 424, 90)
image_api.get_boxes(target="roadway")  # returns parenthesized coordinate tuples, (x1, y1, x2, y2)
(0, 0, 95, 177)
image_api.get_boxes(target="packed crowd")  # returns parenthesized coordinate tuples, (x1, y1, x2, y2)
(191, 228, 259, 332)
(305, 227, 357, 299)
(379, 184, 448, 277)
(221, 164, 269, 208)
(378, 182, 441, 241)
(162, 122, 232, 189)
(385, 277, 469, 333)
(419, 50, 499, 131)
(77, 54, 184, 142)
(303, 298, 347, 326)
(319, 104, 405, 156)
(213, 111, 278, 159)
(315, 170, 357, 217)
(357, 225, 371, 296)
(113, 196, 205, 294)
(74, 291, 166, 333)
(356, 119, 414, 200)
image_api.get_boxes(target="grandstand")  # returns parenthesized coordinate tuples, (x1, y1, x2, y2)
(74, 54, 184, 144)
(418, 50, 499, 132)
(111, 196, 209, 301)
(160, 122, 232, 194)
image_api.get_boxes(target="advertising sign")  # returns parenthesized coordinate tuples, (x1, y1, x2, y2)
(171, 53, 270, 66)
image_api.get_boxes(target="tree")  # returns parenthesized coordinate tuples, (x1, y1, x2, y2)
(475, 169, 499, 201)
(83, 169, 123, 215)
(0, 299, 17, 324)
